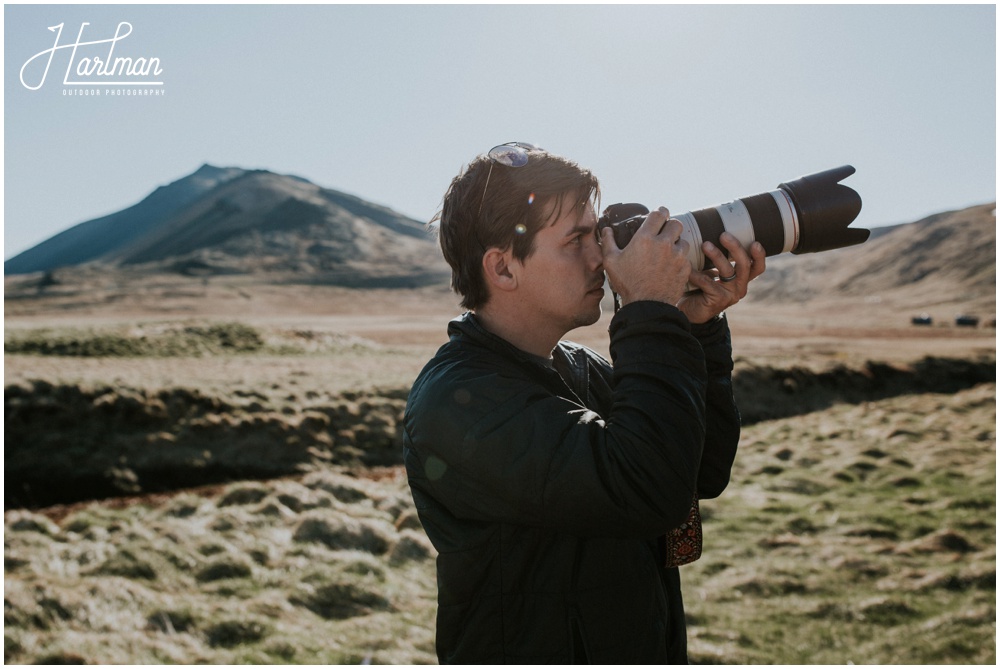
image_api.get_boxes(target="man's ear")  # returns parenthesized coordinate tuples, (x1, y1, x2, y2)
(481, 247, 518, 293)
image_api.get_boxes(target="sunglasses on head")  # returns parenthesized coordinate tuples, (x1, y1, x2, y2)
(478, 142, 542, 218)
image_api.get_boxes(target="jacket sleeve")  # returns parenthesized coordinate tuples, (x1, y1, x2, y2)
(404, 301, 710, 539)
(688, 314, 740, 499)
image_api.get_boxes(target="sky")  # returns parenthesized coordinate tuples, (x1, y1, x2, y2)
(3, 3, 996, 261)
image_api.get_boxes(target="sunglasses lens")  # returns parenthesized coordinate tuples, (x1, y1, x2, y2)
(488, 144, 530, 168)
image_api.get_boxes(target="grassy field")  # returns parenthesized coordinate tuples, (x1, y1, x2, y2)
(4, 383, 993, 664)
(4, 469, 438, 664)
(4, 286, 996, 664)
(686, 383, 995, 664)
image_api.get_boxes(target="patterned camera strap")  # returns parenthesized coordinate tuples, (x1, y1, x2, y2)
(662, 493, 702, 567)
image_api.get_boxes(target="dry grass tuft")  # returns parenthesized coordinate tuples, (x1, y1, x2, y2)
(3, 464, 438, 664)
(292, 511, 395, 555)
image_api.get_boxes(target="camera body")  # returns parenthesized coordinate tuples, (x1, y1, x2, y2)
(597, 165, 868, 272)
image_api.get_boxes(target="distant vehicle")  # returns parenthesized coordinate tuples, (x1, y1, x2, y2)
(955, 315, 980, 327)
(911, 313, 933, 326)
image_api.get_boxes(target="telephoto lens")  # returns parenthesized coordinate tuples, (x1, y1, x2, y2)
(598, 165, 868, 272)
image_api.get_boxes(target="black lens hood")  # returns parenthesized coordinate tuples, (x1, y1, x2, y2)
(778, 165, 867, 254)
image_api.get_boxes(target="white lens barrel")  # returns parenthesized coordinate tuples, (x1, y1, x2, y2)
(671, 211, 704, 273)
(714, 198, 757, 253)
(676, 188, 802, 272)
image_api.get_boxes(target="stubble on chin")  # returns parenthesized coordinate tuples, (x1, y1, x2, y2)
(572, 304, 603, 330)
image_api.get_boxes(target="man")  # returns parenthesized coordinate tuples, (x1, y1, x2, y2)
(403, 143, 765, 663)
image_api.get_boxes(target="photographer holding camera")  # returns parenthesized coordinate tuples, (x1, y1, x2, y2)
(404, 143, 765, 663)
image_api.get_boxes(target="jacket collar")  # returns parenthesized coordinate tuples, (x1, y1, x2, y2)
(447, 312, 593, 400)
(447, 311, 542, 363)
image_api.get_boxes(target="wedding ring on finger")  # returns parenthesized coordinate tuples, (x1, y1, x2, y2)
(719, 270, 738, 283)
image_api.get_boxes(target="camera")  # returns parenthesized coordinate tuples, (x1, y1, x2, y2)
(597, 165, 868, 272)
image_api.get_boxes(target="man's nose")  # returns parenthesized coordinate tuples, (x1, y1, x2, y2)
(586, 236, 604, 271)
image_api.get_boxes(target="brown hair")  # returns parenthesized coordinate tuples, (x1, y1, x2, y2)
(433, 147, 600, 310)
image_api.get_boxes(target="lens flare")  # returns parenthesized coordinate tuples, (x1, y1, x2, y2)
(425, 456, 447, 481)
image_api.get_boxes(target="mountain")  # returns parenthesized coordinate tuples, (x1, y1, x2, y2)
(745, 202, 996, 311)
(5, 165, 244, 275)
(5, 164, 994, 307)
(4, 165, 449, 286)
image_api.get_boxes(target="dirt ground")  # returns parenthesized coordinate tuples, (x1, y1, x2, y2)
(5, 280, 994, 391)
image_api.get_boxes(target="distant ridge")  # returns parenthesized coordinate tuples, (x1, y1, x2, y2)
(747, 202, 996, 310)
(4, 165, 245, 275)
(4, 165, 447, 285)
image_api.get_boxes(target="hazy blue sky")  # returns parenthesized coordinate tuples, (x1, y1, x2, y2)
(4, 3, 996, 260)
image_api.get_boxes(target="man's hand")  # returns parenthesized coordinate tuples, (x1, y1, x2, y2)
(678, 232, 767, 324)
(600, 207, 691, 306)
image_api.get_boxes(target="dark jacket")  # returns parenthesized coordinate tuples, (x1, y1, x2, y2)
(403, 301, 740, 664)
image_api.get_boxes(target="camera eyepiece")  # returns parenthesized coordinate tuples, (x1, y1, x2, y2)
(597, 165, 868, 272)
